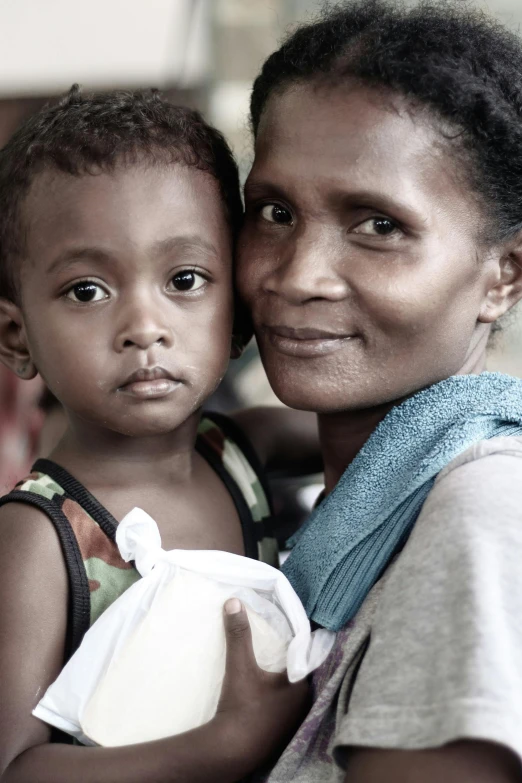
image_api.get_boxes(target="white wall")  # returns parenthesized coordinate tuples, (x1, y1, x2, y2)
(0, 0, 210, 97)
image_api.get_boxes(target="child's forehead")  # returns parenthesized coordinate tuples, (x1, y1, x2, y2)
(23, 163, 231, 259)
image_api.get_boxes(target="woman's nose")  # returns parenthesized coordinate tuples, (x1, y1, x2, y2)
(263, 234, 349, 304)
(114, 293, 172, 352)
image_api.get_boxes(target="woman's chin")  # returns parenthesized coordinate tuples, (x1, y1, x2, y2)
(266, 372, 412, 415)
(265, 378, 359, 414)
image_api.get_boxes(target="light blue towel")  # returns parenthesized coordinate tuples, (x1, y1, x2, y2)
(282, 372, 522, 632)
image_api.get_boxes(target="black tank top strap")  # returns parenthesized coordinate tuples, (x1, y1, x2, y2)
(0, 489, 90, 661)
(33, 458, 118, 540)
(195, 428, 260, 559)
(197, 412, 278, 565)
(201, 411, 273, 510)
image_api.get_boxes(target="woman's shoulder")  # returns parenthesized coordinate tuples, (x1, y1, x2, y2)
(334, 437, 522, 766)
(415, 435, 522, 549)
(436, 435, 522, 484)
(375, 435, 522, 620)
(362, 434, 522, 650)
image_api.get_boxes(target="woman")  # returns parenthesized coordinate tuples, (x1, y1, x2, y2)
(237, 1, 522, 780)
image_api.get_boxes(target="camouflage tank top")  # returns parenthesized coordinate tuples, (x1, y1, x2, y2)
(0, 412, 278, 664)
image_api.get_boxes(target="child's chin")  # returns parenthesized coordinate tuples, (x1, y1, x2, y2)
(109, 413, 193, 439)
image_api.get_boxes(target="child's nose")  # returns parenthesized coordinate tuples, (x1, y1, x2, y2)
(114, 297, 173, 352)
(116, 325, 170, 351)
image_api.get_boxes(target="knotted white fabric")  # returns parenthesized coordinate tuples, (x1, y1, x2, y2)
(34, 508, 335, 746)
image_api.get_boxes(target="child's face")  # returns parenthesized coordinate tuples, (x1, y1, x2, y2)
(16, 163, 234, 437)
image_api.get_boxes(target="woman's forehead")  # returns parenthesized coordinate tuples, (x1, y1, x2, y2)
(255, 84, 438, 173)
(249, 84, 473, 221)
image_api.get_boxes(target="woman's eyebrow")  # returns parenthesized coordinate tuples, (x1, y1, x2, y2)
(338, 189, 426, 224)
(243, 180, 289, 201)
(244, 179, 426, 228)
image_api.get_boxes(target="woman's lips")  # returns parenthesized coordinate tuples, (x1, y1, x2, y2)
(118, 367, 181, 399)
(262, 325, 356, 358)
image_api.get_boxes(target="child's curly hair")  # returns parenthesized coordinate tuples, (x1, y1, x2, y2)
(0, 86, 243, 303)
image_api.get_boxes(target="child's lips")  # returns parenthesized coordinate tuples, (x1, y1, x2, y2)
(118, 367, 182, 399)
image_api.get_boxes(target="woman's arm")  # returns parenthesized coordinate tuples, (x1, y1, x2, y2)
(232, 406, 321, 474)
(343, 741, 521, 783)
(0, 503, 308, 783)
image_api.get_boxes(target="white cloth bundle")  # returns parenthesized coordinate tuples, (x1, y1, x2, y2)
(34, 508, 335, 746)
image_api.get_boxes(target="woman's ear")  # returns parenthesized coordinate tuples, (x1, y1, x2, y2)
(230, 295, 254, 359)
(478, 242, 522, 324)
(0, 299, 37, 379)
(230, 334, 244, 360)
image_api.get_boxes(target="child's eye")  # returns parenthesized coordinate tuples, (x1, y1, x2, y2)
(65, 281, 109, 303)
(259, 204, 293, 225)
(352, 217, 400, 237)
(169, 270, 206, 292)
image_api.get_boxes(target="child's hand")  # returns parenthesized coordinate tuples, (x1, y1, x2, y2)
(215, 598, 310, 771)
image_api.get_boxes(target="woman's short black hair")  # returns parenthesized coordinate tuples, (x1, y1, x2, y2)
(0, 85, 243, 303)
(250, 0, 522, 245)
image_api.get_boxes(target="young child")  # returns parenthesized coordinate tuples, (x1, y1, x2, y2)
(0, 87, 315, 782)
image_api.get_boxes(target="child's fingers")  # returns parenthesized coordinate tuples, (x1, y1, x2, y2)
(223, 598, 258, 679)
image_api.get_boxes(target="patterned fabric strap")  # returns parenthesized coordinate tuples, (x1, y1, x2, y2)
(0, 414, 276, 653)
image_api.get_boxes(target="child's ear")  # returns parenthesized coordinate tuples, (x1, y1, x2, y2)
(0, 299, 37, 379)
(478, 240, 522, 323)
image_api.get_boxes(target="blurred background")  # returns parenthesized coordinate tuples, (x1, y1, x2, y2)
(0, 0, 521, 494)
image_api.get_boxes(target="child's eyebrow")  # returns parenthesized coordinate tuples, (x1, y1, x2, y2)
(152, 235, 220, 259)
(47, 235, 220, 275)
(47, 247, 112, 275)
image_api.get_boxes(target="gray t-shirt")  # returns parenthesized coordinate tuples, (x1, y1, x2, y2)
(260, 437, 522, 782)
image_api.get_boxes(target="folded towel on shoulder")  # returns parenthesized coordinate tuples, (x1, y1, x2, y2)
(282, 372, 522, 631)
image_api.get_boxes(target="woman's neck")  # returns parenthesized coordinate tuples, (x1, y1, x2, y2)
(318, 401, 398, 494)
(318, 340, 491, 494)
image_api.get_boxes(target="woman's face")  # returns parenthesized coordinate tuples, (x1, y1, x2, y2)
(237, 84, 502, 413)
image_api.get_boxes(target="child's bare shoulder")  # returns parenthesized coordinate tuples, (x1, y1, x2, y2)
(0, 500, 68, 597)
(0, 498, 59, 543)
(0, 501, 68, 766)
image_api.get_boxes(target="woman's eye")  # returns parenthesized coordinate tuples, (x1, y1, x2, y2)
(259, 204, 293, 225)
(169, 270, 206, 292)
(65, 281, 108, 303)
(353, 217, 399, 237)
